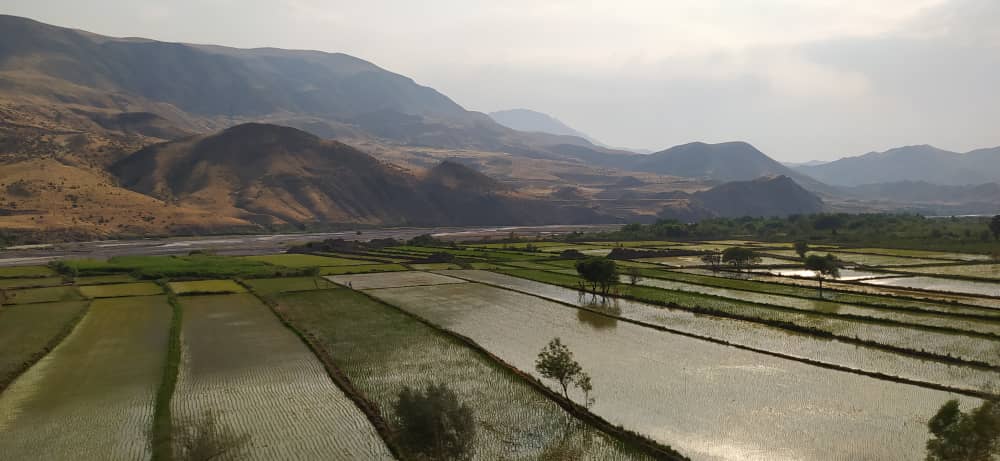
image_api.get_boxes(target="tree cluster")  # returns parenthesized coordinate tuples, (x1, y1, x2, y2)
(926, 398, 999, 461)
(721, 247, 762, 273)
(394, 383, 476, 461)
(575, 257, 618, 295)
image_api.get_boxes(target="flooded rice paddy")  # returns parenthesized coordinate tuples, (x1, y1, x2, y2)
(365, 280, 977, 461)
(861, 276, 1000, 298)
(173, 293, 394, 460)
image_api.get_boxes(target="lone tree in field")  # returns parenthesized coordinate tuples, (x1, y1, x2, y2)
(626, 267, 643, 286)
(700, 251, 723, 272)
(793, 240, 810, 259)
(804, 253, 840, 298)
(722, 247, 762, 273)
(925, 398, 999, 461)
(575, 257, 618, 295)
(535, 338, 594, 406)
(990, 215, 1000, 241)
(394, 383, 476, 461)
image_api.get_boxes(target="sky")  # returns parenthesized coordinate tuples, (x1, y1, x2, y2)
(4, 0, 999, 161)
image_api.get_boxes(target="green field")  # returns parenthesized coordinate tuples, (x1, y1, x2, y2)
(4, 286, 81, 305)
(0, 276, 65, 289)
(168, 279, 247, 295)
(172, 294, 394, 459)
(327, 271, 467, 290)
(0, 296, 171, 459)
(242, 276, 336, 293)
(244, 253, 373, 267)
(277, 288, 655, 460)
(73, 274, 137, 285)
(0, 301, 88, 389)
(0, 266, 57, 278)
(78, 282, 163, 298)
(60, 255, 289, 278)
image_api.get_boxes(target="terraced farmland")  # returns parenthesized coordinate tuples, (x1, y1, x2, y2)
(327, 270, 467, 289)
(894, 263, 1000, 280)
(862, 276, 1000, 298)
(276, 288, 657, 460)
(0, 296, 171, 460)
(172, 293, 394, 460)
(364, 280, 977, 461)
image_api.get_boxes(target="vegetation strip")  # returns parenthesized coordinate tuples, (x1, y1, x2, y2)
(151, 289, 183, 461)
(499, 269, 1000, 371)
(347, 287, 690, 461)
(445, 272, 995, 399)
(0, 300, 90, 394)
(235, 279, 404, 460)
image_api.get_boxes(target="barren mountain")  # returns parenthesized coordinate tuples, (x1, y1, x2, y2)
(795, 145, 1000, 187)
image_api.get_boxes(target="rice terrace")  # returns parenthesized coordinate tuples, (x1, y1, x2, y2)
(0, 217, 998, 461)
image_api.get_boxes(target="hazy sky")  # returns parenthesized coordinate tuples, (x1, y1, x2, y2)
(5, 0, 999, 161)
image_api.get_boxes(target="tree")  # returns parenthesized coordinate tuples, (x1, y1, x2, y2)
(926, 398, 999, 461)
(626, 267, 643, 286)
(803, 254, 840, 298)
(793, 240, 810, 259)
(722, 247, 762, 273)
(394, 383, 476, 461)
(700, 251, 723, 272)
(990, 215, 1000, 241)
(574, 257, 618, 295)
(535, 338, 593, 406)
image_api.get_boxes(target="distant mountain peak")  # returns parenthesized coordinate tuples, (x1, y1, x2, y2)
(489, 108, 596, 143)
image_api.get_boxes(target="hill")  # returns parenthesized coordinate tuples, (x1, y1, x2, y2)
(691, 176, 825, 218)
(795, 145, 1000, 186)
(110, 123, 611, 227)
(624, 141, 829, 191)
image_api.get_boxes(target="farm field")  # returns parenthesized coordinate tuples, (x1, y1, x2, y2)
(764, 250, 944, 266)
(172, 293, 394, 460)
(364, 280, 977, 461)
(678, 268, 1000, 309)
(438, 270, 1000, 394)
(244, 253, 373, 267)
(276, 288, 656, 460)
(0, 296, 171, 460)
(490, 269, 1000, 367)
(0, 301, 88, 389)
(894, 263, 1000, 280)
(862, 276, 1000, 298)
(1, 233, 996, 461)
(168, 279, 247, 295)
(77, 281, 163, 298)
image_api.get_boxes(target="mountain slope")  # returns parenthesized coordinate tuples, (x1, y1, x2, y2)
(796, 145, 1000, 186)
(490, 109, 592, 139)
(110, 123, 611, 227)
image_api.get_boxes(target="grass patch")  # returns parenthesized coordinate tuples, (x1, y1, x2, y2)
(58, 255, 292, 278)
(74, 274, 137, 285)
(243, 254, 373, 268)
(242, 277, 337, 294)
(0, 276, 65, 289)
(168, 279, 247, 295)
(152, 294, 182, 461)
(0, 266, 57, 278)
(318, 264, 408, 275)
(409, 263, 463, 270)
(78, 282, 164, 298)
(4, 286, 81, 304)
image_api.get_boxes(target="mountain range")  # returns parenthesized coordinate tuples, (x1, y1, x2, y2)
(794, 145, 1000, 187)
(0, 14, 996, 241)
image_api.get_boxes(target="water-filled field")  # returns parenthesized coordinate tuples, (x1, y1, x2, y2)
(327, 270, 468, 289)
(277, 288, 655, 460)
(862, 276, 1000, 298)
(365, 280, 977, 461)
(172, 294, 394, 460)
(0, 296, 171, 460)
(440, 270, 1000, 394)
(835, 248, 992, 261)
(895, 263, 1000, 280)
(754, 268, 888, 280)
(765, 250, 943, 266)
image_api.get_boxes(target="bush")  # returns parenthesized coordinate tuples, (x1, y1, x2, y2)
(394, 383, 475, 461)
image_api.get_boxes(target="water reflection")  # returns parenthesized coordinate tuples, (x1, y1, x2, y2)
(575, 292, 621, 330)
(577, 309, 618, 330)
